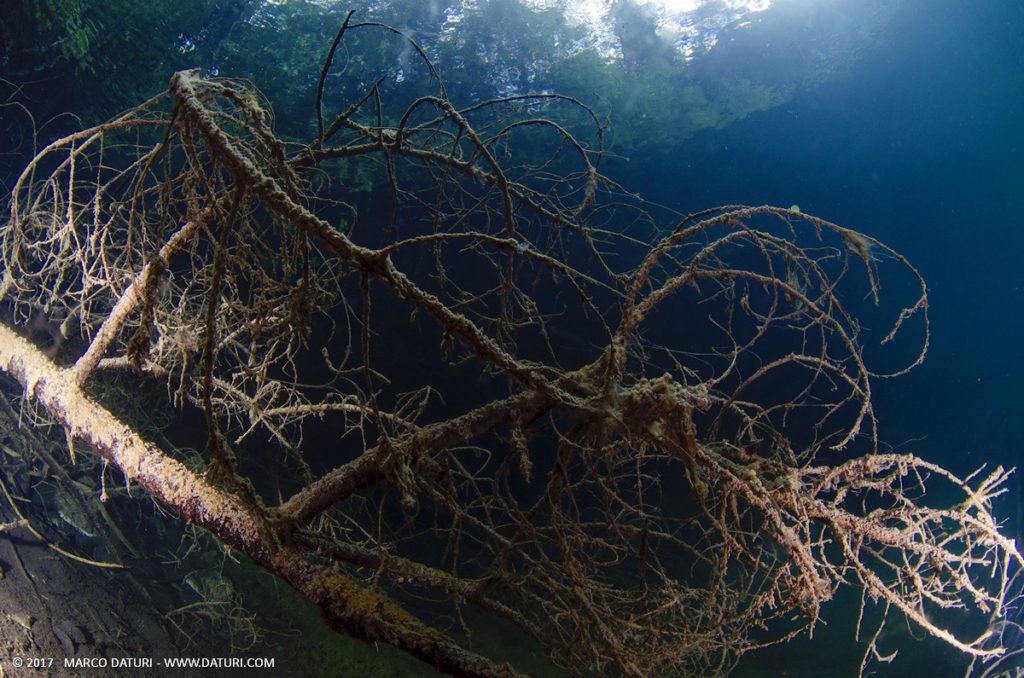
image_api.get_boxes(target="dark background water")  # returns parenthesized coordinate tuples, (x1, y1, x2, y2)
(625, 0, 1023, 501)
(653, 6, 1024, 670)
(2, 0, 1022, 675)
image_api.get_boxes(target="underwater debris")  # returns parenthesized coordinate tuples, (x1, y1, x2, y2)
(844, 228, 877, 262)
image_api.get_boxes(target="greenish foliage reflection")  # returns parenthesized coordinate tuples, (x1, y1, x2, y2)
(2, 0, 892, 156)
(1, 0, 255, 121)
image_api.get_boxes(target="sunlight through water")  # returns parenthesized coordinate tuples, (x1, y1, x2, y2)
(525, 0, 773, 60)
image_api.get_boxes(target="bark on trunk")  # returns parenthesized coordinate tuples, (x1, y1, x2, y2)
(0, 323, 518, 678)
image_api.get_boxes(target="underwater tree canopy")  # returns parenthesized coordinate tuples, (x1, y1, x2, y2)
(1, 3, 1022, 677)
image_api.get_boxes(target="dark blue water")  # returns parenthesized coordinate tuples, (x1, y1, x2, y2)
(622, 5, 1024, 672)
(627, 0, 1023, 487)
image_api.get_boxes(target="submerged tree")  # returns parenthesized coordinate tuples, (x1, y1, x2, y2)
(0, 16, 1019, 677)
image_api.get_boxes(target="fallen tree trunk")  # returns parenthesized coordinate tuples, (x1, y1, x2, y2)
(0, 323, 516, 677)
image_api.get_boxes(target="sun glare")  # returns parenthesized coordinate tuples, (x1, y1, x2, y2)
(525, 0, 773, 61)
(561, 0, 772, 18)
(658, 0, 772, 11)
